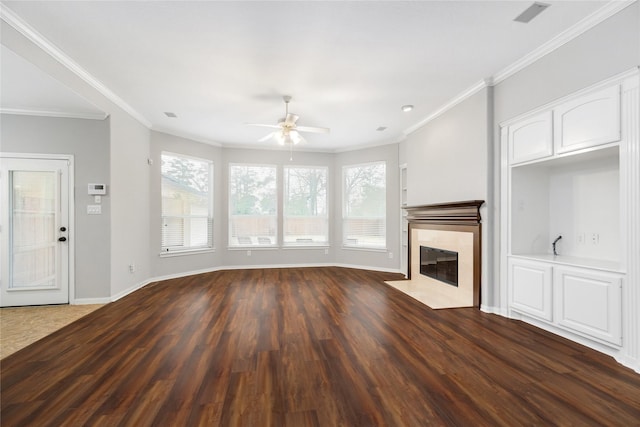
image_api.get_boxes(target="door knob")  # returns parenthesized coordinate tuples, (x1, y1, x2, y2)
(58, 237, 67, 242)
(60, 226, 67, 232)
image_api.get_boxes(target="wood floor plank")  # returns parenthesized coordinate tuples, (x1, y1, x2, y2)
(2, 266, 639, 426)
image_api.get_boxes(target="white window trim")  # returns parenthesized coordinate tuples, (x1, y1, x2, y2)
(283, 165, 329, 247)
(228, 163, 278, 248)
(161, 151, 214, 254)
(159, 248, 216, 258)
(342, 160, 387, 250)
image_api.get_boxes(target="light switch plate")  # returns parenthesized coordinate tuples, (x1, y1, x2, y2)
(87, 205, 102, 215)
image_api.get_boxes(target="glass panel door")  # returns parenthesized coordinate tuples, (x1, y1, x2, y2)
(11, 171, 58, 290)
(1, 157, 70, 306)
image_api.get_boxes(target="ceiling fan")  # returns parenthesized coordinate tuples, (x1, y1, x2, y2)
(247, 95, 330, 146)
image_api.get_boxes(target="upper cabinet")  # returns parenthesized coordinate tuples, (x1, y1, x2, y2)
(509, 111, 553, 164)
(507, 84, 622, 165)
(554, 85, 621, 154)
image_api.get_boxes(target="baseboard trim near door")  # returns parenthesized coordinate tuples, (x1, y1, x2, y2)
(72, 297, 111, 305)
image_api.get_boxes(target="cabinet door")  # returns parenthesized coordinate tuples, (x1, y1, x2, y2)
(509, 258, 553, 321)
(554, 267, 622, 346)
(508, 111, 553, 164)
(554, 85, 620, 154)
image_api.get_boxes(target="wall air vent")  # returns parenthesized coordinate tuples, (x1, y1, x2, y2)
(514, 2, 550, 23)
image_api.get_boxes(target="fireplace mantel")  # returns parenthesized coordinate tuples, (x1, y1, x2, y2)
(404, 200, 484, 225)
(399, 200, 484, 308)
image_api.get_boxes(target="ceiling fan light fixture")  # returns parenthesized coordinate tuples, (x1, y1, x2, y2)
(290, 130, 303, 145)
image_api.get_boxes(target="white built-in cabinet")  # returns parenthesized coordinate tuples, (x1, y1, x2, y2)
(508, 111, 553, 164)
(554, 85, 621, 154)
(553, 266, 622, 346)
(501, 69, 639, 370)
(509, 258, 553, 321)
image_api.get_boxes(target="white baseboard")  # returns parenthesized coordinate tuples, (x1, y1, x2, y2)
(149, 266, 225, 283)
(480, 305, 508, 316)
(110, 279, 154, 302)
(615, 354, 640, 374)
(72, 297, 111, 305)
(219, 262, 335, 271)
(333, 263, 402, 274)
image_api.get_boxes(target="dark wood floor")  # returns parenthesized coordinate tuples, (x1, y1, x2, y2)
(2, 267, 639, 426)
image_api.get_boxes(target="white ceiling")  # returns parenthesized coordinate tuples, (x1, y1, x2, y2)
(1, 1, 613, 151)
(0, 45, 105, 119)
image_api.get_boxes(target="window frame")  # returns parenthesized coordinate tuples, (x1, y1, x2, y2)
(342, 160, 387, 251)
(160, 151, 214, 255)
(228, 163, 278, 248)
(283, 165, 329, 247)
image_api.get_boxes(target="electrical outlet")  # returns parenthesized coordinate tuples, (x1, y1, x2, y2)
(591, 233, 600, 245)
(388, 252, 393, 259)
(247, 250, 251, 256)
(577, 233, 585, 245)
(87, 205, 101, 215)
(324, 248, 329, 255)
(129, 263, 135, 273)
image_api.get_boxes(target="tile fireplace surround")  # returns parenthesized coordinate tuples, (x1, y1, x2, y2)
(387, 200, 484, 309)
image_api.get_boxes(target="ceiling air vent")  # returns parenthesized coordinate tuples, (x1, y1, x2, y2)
(164, 112, 177, 118)
(514, 2, 550, 23)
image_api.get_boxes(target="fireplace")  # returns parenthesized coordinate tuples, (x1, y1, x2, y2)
(420, 246, 458, 287)
(386, 200, 483, 309)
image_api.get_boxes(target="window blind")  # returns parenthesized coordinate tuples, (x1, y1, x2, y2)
(161, 153, 213, 252)
(343, 162, 386, 249)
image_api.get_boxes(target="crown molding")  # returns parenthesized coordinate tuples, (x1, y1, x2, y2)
(403, 0, 635, 137)
(151, 126, 223, 148)
(0, 107, 108, 120)
(403, 79, 488, 136)
(0, 4, 151, 128)
(492, 0, 636, 84)
(332, 136, 401, 154)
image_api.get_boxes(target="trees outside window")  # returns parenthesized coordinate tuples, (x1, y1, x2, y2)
(229, 164, 277, 246)
(161, 153, 213, 252)
(343, 162, 386, 249)
(284, 166, 328, 245)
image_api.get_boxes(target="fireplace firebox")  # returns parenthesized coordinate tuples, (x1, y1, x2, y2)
(420, 246, 458, 287)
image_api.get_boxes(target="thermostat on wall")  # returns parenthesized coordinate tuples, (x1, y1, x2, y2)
(88, 183, 107, 195)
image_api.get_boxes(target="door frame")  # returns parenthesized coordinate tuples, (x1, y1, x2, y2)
(0, 152, 76, 304)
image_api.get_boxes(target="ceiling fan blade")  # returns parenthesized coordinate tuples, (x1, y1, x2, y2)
(258, 132, 276, 142)
(296, 125, 330, 134)
(246, 123, 282, 130)
(284, 113, 299, 126)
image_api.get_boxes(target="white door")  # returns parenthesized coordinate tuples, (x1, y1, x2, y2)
(0, 156, 71, 307)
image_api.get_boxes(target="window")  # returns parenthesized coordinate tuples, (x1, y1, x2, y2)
(161, 152, 213, 252)
(343, 161, 386, 249)
(229, 164, 277, 246)
(284, 166, 328, 245)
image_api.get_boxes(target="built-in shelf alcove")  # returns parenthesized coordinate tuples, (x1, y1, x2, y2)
(510, 145, 621, 272)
